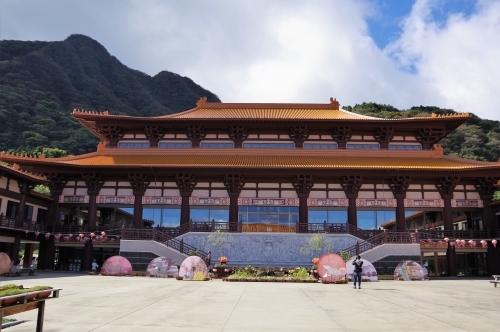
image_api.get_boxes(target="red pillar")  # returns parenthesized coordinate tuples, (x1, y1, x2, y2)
(447, 244, 457, 276)
(180, 193, 191, 226)
(395, 197, 406, 231)
(443, 197, 453, 230)
(229, 193, 239, 232)
(133, 194, 143, 228)
(347, 196, 357, 228)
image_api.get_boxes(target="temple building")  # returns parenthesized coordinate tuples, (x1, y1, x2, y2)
(1, 97, 499, 275)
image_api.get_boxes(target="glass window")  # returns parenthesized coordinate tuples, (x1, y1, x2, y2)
(117, 142, 150, 148)
(6, 201, 19, 218)
(308, 208, 347, 224)
(159, 142, 191, 148)
(304, 143, 338, 149)
(389, 144, 422, 150)
(357, 210, 396, 230)
(36, 209, 47, 223)
(308, 210, 328, 223)
(190, 206, 229, 223)
(347, 143, 379, 150)
(200, 142, 234, 148)
(24, 205, 34, 220)
(243, 143, 294, 148)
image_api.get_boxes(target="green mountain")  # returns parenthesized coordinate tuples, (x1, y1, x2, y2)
(1, 35, 499, 163)
(0, 34, 220, 154)
(344, 103, 500, 162)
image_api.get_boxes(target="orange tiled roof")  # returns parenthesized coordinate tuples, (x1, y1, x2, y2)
(1, 149, 499, 171)
(0, 163, 47, 182)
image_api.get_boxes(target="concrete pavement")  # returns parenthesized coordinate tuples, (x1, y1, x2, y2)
(1, 273, 498, 331)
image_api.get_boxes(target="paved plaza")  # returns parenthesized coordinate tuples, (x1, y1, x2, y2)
(1, 272, 498, 331)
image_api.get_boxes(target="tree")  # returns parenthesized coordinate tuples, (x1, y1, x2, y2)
(300, 234, 334, 258)
(493, 191, 500, 202)
(205, 230, 232, 260)
(33, 184, 51, 196)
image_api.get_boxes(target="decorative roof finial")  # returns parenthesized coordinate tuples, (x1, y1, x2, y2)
(329, 97, 340, 110)
(433, 144, 443, 155)
(196, 96, 208, 107)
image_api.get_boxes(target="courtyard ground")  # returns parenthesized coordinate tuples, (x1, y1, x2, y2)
(1, 272, 497, 331)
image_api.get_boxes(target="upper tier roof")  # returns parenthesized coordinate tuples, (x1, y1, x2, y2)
(158, 97, 378, 120)
(71, 97, 470, 122)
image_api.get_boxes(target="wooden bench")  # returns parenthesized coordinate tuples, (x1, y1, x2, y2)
(0, 288, 61, 331)
(490, 275, 500, 287)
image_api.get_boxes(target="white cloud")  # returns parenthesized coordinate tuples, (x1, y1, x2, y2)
(1, 0, 499, 120)
(386, 0, 500, 119)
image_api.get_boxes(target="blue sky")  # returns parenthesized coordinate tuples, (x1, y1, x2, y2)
(368, 0, 476, 49)
(1, 0, 500, 120)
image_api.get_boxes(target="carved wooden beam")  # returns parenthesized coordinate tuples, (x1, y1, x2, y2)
(375, 127, 395, 149)
(175, 174, 197, 195)
(474, 177, 499, 200)
(389, 176, 412, 199)
(145, 125, 164, 147)
(224, 174, 245, 196)
(289, 126, 310, 148)
(186, 125, 206, 148)
(228, 126, 248, 148)
(96, 126, 123, 148)
(436, 176, 460, 199)
(82, 173, 104, 196)
(331, 127, 352, 148)
(341, 175, 363, 198)
(293, 175, 314, 196)
(128, 173, 150, 196)
(46, 173, 68, 196)
(416, 127, 449, 149)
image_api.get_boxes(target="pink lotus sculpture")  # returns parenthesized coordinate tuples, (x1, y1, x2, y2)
(146, 257, 178, 277)
(0, 252, 12, 275)
(346, 258, 378, 281)
(101, 256, 133, 276)
(317, 253, 346, 283)
(394, 260, 427, 281)
(179, 256, 208, 280)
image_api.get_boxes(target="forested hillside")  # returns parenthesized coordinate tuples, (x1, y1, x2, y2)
(1, 35, 499, 163)
(344, 103, 500, 162)
(0, 34, 220, 154)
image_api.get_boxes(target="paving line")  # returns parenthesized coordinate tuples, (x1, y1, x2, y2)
(87, 283, 198, 331)
(360, 290, 469, 332)
(299, 286, 348, 331)
(220, 283, 248, 332)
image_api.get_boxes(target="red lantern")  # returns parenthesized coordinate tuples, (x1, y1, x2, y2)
(444, 237, 449, 243)
(493, 239, 497, 248)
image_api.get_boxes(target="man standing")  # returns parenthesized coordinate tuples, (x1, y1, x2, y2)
(352, 256, 363, 289)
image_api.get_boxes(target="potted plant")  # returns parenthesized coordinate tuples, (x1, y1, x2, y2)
(30, 286, 53, 299)
(0, 288, 27, 306)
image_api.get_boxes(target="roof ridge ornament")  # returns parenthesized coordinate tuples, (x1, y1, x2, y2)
(433, 144, 443, 155)
(196, 96, 208, 108)
(329, 97, 340, 110)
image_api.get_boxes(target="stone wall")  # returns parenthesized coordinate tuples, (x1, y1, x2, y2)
(181, 233, 358, 267)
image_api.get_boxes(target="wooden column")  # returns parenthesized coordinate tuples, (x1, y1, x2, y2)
(176, 174, 196, 226)
(447, 243, 457, 276)
(46, 173, 68, 225)
(390, 176, 411, 231)
(487, 241, 500, 275)
(83, 173, 104, 228)
(342, 176, 362, 228)
(38, 237, 46, 270)
(129, 173, 150, 228)
(83, 240, 93, 271)
(436, 177, 459, 231)
(16, 180, 31, 221)
(293, 175, 314, 232)
(475, 177, 499, 230)
(10, 233, 21, 265)
(224, 174, 245, 232)
(23, 243, 34, 268)
(45, 236, 55, 270)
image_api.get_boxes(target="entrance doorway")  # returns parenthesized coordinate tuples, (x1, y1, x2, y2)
(456, 252, 487, 276)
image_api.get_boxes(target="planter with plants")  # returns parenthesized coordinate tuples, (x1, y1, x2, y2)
(29, 286, 53, 299)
